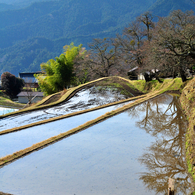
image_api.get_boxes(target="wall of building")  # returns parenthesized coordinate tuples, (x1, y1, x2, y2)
(18, 96, 43, 104)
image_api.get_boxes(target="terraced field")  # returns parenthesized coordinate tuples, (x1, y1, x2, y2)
(0, 77, 193, 195)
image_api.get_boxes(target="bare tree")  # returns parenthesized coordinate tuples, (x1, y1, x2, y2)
(126, 95, 190, 194)
(148, 10, 195, 81)
(88, 38, 117, 77)
(138, 11, 154, 42)
(115, 12, 156, 81)
(72, 47, 92, 84)
(83, 38, 129, 79)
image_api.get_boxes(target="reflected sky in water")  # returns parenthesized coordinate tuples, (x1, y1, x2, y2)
(0, 102, 129, 158)
(0, 107, 18, 116)
(126, 94, 191, 194)
(0, 86, 129, 131)
(0, 94, 192, 195)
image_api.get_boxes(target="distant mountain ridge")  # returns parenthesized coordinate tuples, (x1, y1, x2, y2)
(0, 0, 195, 76)
(0, 0, 55, 9)
(149, 0, 195, 16)
(0, 3, 16, 11)
(0, 0, 156, 49)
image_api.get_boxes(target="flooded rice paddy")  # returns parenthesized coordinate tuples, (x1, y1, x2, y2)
(0, 86, 130, 131)
(0, 102, 129, 158)
(0, 107, 18, 116)
(0, 94, 192, 195)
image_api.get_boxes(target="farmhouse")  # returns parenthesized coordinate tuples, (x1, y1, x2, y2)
(128, 66, 145, 80)
(19, 72, 41, 88)
(17, 91, 44, 104)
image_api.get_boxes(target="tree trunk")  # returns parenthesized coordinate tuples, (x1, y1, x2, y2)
(179, 67, 187, 82)
(155, 73, 163, 83)
(172, 68, 177, 79)
(144, 72, 152, 82)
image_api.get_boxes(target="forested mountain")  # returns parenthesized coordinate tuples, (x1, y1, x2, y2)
(0, 3, 16, 11)
(0, 0, 56, 9)
(0, 0, 156, 49)
(149, 0, 195, 16)
(0, 0, 195, 76)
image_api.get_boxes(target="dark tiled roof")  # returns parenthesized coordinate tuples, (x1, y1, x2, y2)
(128, 66, 138, 73)
(17, 92, 44, 97)
(19, 72, 42, 83)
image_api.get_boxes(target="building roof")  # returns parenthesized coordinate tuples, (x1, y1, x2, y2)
(19, 72, 42, 83)
(128, 66, 138, 73)
(19, 72, 42, 76)
(17, 91, 44, 97)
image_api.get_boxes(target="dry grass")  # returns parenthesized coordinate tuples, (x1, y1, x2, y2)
(0, 192, 13, 195)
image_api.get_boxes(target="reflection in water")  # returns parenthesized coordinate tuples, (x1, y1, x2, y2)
(0, 86, 129, 131)
(0, 107, 18, 115)
(0, 94, 192, 195)
(127, 94, 190, 194)
(0, 101, 130, 158)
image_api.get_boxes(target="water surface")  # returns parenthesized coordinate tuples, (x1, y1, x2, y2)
(0, 102, 130, 158)
(0, 107, 18, 115)
(0, 94, 191, 194)
(0, 87, 129, 131)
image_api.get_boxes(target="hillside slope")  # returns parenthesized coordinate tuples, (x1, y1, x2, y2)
(149, 0, 195, 16)
(180, 78, 195, 186)
(0, 0, 155, 49)
(0, 0, 195, 76)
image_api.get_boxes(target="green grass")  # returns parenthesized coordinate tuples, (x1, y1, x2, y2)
(129, 78, 184, 94)
(180, 77, 195, 191)
(0, 96, 24, 108)
(0, 77, 186, 118)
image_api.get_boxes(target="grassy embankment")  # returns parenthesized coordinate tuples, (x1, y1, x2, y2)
(0, 92, 24, 109)
(0, 76, 187, 167)
(133, 77, 195, 190)
(180, 78, 195, 192)
(0, 76, 143, 119)
(1, 76, 194, 194)
(0, 77, 185, 117)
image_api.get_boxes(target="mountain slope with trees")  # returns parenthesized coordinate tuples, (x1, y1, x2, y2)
(0, 0, 56, 10)
(0, 0, 157, 49)
(0, 0, 195, 76)
(149, 0, 195, 16)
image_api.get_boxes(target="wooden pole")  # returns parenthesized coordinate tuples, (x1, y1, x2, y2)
(168, 178, 175, 195)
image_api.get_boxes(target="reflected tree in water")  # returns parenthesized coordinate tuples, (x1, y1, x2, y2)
(128, 94, 190, 194)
